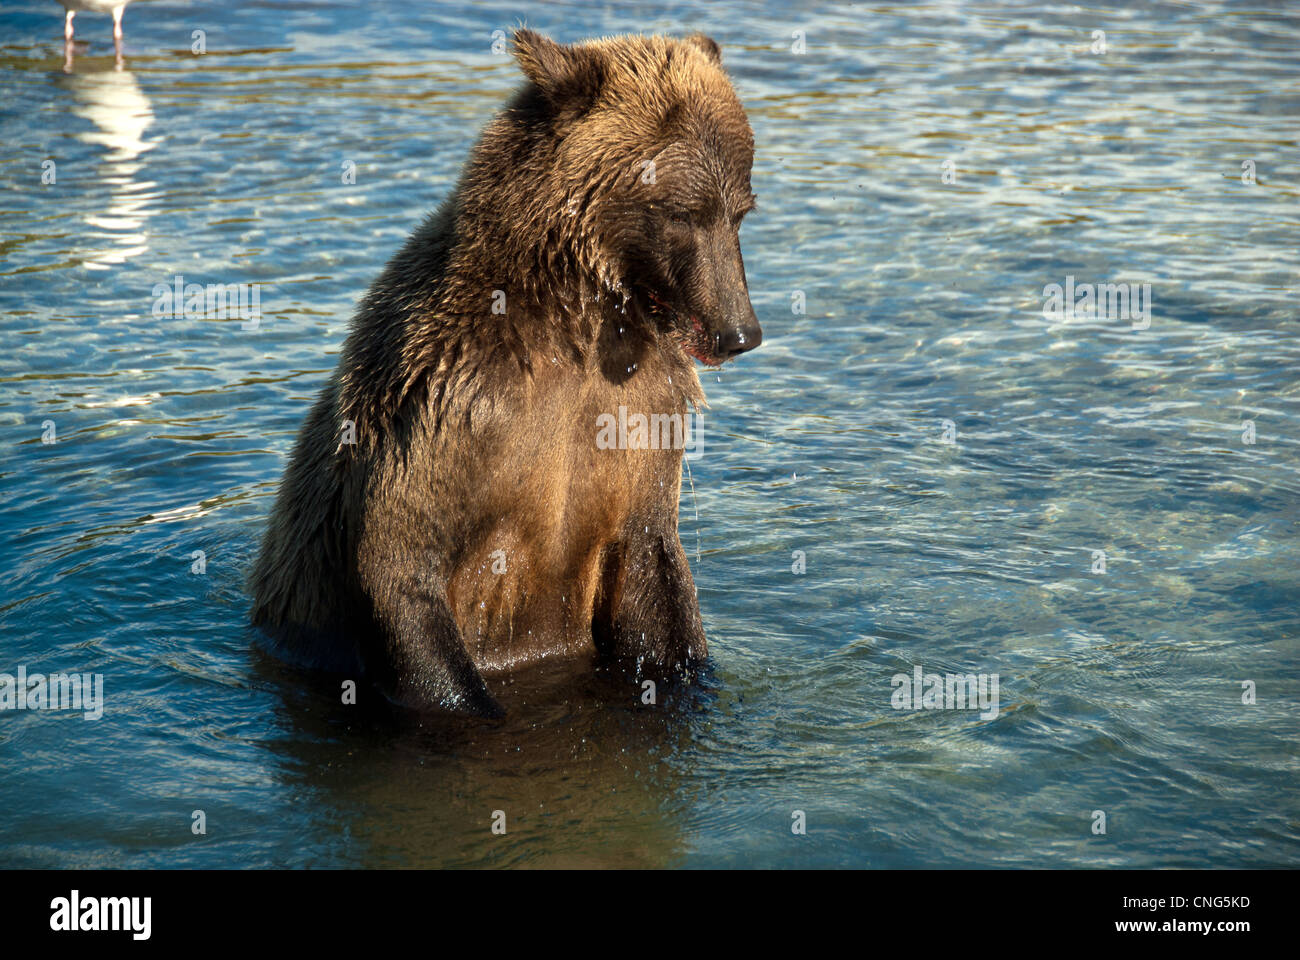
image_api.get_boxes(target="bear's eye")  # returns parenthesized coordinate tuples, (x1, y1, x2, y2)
(666, 209, 693, 228)
(732, 193, 758, 227)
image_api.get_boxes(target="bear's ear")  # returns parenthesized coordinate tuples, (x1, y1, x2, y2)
(512, 29, 605, 118)
(683, 33, 721, 64)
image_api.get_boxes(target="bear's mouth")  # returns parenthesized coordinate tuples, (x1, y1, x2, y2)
(643, 290, 726, 367)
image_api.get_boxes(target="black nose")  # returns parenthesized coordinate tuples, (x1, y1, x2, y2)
(717, 320, 762, 359)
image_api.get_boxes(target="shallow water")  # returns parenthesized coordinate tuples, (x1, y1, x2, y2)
(1, 0, 1298, 868)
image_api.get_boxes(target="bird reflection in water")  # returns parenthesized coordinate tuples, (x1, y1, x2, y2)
(53, 20, 158, 269)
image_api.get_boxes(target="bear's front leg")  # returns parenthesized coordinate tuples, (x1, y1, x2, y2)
(593, 530, 708, 674)
(368, 587, 505, 718)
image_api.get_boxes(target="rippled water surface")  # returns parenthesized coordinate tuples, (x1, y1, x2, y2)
(2, 0, 1298, 868)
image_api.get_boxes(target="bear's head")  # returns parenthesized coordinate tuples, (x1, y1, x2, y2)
(509, 29, 762, 367)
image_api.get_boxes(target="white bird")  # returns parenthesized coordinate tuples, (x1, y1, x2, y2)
(57, 0, 132, 47)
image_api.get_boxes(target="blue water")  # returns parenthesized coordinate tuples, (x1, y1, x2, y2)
(1, 0, 1297, 868)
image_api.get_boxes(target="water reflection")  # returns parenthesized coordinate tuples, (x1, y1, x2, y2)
(53, 54, 157, 268)
(256, 651, 715, 867)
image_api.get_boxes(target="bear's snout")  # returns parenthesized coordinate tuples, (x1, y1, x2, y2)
(716, 316, 763, 360)
(696, 227, 762, 362)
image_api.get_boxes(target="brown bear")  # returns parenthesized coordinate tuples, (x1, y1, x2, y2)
(249, 29, 762, 717)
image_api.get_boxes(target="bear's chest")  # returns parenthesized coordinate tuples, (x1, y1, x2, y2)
(444, 343, 700, 672)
